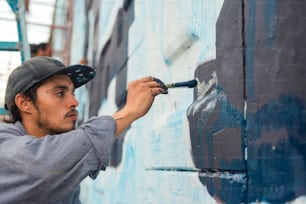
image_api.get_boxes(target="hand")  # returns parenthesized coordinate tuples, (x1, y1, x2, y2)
(125, 76, 167, 118)
(112, 76, 168, 136)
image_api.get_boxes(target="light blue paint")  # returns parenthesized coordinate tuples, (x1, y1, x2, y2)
(163, 29, 200, 66)
(127, 37, 147, 79)
(98, 1, 116, 39)
(68, 0, 306, 203)
(143, 102, 196, 169)
(110, 140, 138, 203)
(78, 0, 220, 203)
(128, 1, 146, 72)
(71, 0, 107, 159)
(75, 86, 89, 122)
(148, 0, 163, 36)
(147, 0, 223, 67)
(129, 37, 144, 61)
(70, 0, 86, 64)
(148, 0, 165, 61)
(179, 0, 224, 64)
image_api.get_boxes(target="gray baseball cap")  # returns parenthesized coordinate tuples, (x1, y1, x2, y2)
(4, 56, 96, 112)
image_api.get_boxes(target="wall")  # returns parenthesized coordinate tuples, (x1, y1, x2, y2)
(67, 0, 306, 203)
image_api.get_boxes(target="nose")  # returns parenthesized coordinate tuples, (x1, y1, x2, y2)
(67, 93, 79, 108)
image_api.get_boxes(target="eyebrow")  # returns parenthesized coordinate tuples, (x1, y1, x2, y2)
(48, 85, 75, 92)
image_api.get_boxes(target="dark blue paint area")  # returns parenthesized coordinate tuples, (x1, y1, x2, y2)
(248, 143, 299, 203)
(188, 83, 246, 203)
(204, 86, 244, 168)
(248, 95, 306, 203)
(188, 83, 306, 203)
(199, 173, 246, 204)
(188, 0, 306, 202)
(249, 95, 306, 140)
(187, 84, 245, 171)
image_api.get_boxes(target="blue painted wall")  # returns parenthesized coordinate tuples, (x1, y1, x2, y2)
(64, 0, 306, 203)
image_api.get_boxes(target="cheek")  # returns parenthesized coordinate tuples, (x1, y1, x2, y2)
(36, 98, 65, 115)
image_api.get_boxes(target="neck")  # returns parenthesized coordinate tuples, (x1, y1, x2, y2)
(21, 117, 48, 138)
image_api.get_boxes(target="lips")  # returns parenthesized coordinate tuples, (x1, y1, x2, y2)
(66, 110, 78, 120)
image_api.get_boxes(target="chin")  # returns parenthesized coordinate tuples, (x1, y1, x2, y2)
(66, 125, 76, 131)
(55, 125, 76, 134)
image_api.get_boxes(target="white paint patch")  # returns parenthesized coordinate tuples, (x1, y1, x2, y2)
(197, 71, 218, 97)
(199, 171, 246, 184)
(163, 29, 199, 65)
(287, 196, 306, 204)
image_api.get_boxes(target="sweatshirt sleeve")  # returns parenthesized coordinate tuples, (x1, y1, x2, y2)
(0, 116, 116, 203)
(78, 116, 117, 177)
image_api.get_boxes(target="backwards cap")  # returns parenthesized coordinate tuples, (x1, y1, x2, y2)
(4, 56, 96, 112)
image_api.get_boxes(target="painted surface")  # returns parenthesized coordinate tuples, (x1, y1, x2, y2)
(64, 0, 306, 203)
(245, 1, 306, 202)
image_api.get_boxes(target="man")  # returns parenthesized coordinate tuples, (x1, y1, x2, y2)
(30, 42, 52, 57)
(0, 56, 168, 203)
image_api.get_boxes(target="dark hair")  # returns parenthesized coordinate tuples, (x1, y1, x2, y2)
(37, 43, 48, 50)
(30, 43, 49, 57)
(30, 44, 38, 56)
(9, 81, 42, 122)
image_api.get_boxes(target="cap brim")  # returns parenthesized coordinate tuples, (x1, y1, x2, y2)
(57, 64, 96, 88)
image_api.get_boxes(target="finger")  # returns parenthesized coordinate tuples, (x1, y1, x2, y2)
(145, 81, 167, 89)
(138, 76, 154, 83)
(159, 88, 168, 94)
(152, 77, 167, 89)
(138, 76, 168, 89)
(144, 78, 167, 90)
(150, 87, 168, 96)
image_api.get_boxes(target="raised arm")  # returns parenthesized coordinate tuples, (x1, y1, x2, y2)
(112, 76, 168, 136)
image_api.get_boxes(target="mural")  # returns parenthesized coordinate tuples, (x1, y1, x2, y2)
(245, 0, 306, 202)
(83, 0, 135, 167)
(187, 0, 306, 203)
(66, 0, 306, 203)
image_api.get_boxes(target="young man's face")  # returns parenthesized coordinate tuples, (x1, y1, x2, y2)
(30, 74, 79, 136)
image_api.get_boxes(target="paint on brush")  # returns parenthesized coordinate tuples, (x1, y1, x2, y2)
(166, 79, 198, 88)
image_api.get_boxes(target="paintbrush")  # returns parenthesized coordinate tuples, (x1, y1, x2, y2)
(165, 79, 198, 88)
(118, 79, 197, 105)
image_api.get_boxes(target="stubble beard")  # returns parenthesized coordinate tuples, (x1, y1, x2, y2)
(36, 108, 76, 135)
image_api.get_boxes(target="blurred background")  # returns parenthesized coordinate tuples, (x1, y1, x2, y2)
(0, 0, 57, 110)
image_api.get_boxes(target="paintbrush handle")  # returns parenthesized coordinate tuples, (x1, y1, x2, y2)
(117, 79, 197, 105)
(166, 79, 197, 88)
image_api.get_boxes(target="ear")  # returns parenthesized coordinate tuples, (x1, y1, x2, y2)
(15, 93, 33, 113)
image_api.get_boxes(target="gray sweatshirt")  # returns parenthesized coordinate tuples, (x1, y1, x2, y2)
(0, 116, 116, 204)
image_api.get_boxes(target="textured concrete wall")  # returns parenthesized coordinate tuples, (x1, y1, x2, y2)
(66, 0, 306, 203)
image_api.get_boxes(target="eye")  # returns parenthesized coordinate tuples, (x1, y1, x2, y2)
(56, 91, 65, 97)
